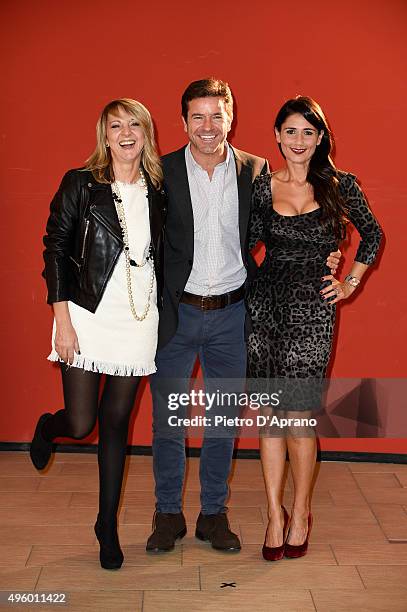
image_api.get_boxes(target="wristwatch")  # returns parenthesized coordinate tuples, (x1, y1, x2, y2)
(344, 275, 361, 287)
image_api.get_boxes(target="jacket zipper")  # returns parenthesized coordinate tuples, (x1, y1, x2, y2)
(81, 219, 90, 259)
(90, 209, 123, 243)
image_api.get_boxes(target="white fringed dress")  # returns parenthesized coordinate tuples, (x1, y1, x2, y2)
(48, 180, 158, 376)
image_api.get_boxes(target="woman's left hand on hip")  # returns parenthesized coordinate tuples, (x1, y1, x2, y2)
(320, 274, 355, 305)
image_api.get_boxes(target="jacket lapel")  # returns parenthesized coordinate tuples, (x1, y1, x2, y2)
(88, 182, 123, 242)
(165, 147, 194, 252)
(233, 147, 253, 257)
(88, 174, 165, 251)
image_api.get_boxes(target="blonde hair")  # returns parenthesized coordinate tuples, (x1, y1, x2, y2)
(85, 98, 163, 189)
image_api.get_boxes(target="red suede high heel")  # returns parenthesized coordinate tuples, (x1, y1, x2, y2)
(262, 506, 290, 562)
(284, 513, 313, 559)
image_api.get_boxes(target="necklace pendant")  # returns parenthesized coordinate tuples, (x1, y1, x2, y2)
(129, 259, 137, 267)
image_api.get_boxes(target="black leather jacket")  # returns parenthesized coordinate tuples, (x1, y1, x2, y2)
(43, 168, 166, 313)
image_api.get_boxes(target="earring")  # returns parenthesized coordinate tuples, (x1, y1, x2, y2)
(105, 143, 110, 148)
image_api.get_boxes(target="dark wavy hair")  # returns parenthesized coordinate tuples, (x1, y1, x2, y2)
(274, 96, 347, 239)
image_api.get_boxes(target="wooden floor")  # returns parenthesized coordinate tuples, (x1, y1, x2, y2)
(0, 451, 407, 611)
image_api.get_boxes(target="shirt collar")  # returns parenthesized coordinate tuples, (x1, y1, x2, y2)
(186, 141, 232, 171)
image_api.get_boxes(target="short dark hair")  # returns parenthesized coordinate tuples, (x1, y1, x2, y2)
(181, 78, 233, 120)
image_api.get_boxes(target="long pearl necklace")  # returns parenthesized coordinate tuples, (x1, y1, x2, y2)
(111, 170, 155, 322)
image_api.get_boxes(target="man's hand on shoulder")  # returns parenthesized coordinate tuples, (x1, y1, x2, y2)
(326, 249, 341, 275)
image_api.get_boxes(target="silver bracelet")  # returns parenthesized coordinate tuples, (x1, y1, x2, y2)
(344, 274, 361, 288)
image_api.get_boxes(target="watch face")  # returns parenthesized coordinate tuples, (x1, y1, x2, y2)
(345, 275, 360, 287)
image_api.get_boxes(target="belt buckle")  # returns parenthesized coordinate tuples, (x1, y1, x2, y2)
(201, 294, 211, 310)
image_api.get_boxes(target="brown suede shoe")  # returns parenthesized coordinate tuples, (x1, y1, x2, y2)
(195, 512, 241, 551)
(146, 512, 187, 552)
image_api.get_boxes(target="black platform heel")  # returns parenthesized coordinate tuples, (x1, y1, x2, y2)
(29, 413, 53, 470)
(94, 516, 124, 570)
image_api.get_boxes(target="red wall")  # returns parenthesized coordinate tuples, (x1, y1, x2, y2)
(1, 0, 406, 454)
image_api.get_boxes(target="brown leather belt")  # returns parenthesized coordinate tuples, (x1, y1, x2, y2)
(180, 285, 245, 310)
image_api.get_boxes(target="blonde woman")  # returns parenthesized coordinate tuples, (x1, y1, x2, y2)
(30, 99, 166, 570)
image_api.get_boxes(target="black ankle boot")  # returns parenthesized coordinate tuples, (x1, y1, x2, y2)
(94, 517, 124, 570)
(30, 413, 53, 470)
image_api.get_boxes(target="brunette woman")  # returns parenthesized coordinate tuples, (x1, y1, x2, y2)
(247, 96, 382, 561)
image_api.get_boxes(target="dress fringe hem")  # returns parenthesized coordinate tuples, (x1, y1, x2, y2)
(47, 350, 156, 376)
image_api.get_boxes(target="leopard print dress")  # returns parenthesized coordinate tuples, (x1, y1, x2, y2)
(247, 172, 382, 400)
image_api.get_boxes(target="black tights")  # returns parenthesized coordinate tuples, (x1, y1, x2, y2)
(43, 365, 140, 530)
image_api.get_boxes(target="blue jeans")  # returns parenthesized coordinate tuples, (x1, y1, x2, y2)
(151, 299, 247, 515)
